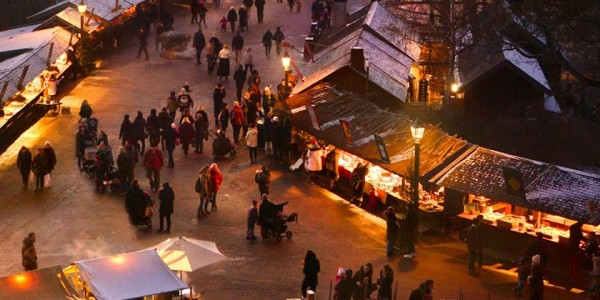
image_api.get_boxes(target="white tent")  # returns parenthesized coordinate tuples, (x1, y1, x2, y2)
(75, 249, 187, 300)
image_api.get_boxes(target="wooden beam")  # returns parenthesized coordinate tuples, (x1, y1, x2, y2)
(16, 65, 29, 91)
(0, 82, 8, 103)
(46, 42, 54, 68)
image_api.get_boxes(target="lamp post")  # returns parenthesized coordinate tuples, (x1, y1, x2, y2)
(410, 120, 424, 206)
(281, 50, 291, 99)
(77, 0, 87, 39)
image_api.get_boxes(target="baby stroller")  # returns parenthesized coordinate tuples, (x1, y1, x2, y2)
(97, 166, 120, 193)
(126, 191, 153, 231)
(259, 200, 298, 242)
(212, 130, 236, 160)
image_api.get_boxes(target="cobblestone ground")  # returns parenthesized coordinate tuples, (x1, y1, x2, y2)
(0, 1, 589, 299)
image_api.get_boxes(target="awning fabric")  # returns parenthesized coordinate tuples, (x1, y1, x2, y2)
(75, 249, 187, 300)
(0, 265, 80, 300)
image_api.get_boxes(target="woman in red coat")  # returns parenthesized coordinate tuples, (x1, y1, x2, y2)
(209, 163, 223, 211)
(179, 118, 195, 156)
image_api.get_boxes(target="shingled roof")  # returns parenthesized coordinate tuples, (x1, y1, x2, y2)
(430, 147, 600, 223)
(295, 2, 419, 104)
(289, 84, 471, 179)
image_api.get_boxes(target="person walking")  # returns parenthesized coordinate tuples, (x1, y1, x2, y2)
(238, 6, 248, 32)
(158, 182, 174, 233)
(217, 45, 231, 80)
(273, 27, 285, 56)
(301, 250, 320, 298)
(75, 128, 86, 171)
(193, 27, 206, 65)
(137, 27, 149, 60)
(243, 0, 254, 17)
(287, 0, 294, 11)
(179, 118, 195, 156)
(194, 106, 209, 154)
(213, 84, 227, 126)
(116, 146, 134, 193)
(147, 109, 161, 147)
(270, 116, 283, 162)
(21, 233, 37, 271)
(232, 32, 244, 64)
(209, 163, 223, 211)
(195, 166, 211, 217)
(384, 206, 399, 257)
(133, 111, 147, 157)
(246, 200, 259, 240)
(31, 148, 47, 192)
(230, 101, 244, 143)
(234, 65, 247, 101)
(514, 249, 531, 296)
(79, 99, 92, 120)
(177, 90, 194, 115)
(164, 123, 178, 168)
(17, 146, 32, 189)
(119, 114, 135, 146)
(255, 0, 265, 23)
(227, 7, 238, 33)
(261, 29, 273, 57)
(254, 165, 270, 197)
(198, 4, 208, 28)
(158, 107, 171, 149)
(246, 122, 258, 164)
(467, 214, 485, 274)
(218, 103, 230, 132)
(324, 147, 339, 191)
(529, 254, 545, 300)
(143, 146, 164, 191)
(243, 48, 254, 74)
(43, 141, 56, 178)
(190, 0, 199, 24)
(166, 91, 178, 121)
(377, 265, 394, 300)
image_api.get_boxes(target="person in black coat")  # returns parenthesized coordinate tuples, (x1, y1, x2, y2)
(158, 182, 174, 233)
(213, 84, 226, 126)
(133, 111, 147, 156)
(194, 107, 209, 154)
(125, 180, 149, 224)
(146, 109, 160, 147)
(301, 250, 320, 298)
(193, 28, 206, 65)
(261, 30, 273, 57)
(232, 32, 244, 64)
(218, 103, 230, 133)
(255, 0, 265, 23)
(119, 114, 135, 145)
(75, 128, 87, 170)
(238, 6, 248, 32)
(377, 265, 394, 300)
(164, 123, 179, 168)
(227, 7, 238, 32)
(17, 146, 32, 189)
(233, 65, 246, 101)
(254, 165, 270, 197)
(270, 116, 283, 162)
(116, 146, 133, 193)
(158, 107, 171, 149)
(79, 100, 92, 120)
(384, 206, 399, 257)
(273, 27, 285, 56)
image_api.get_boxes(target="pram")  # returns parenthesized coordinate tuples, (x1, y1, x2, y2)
(127, 191, 153, 231)
(259, 201, 298, 242)
(96, 166, 120, 193)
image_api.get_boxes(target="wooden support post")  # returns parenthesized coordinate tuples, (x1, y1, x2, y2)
(17, 65, 29, 90)
(46, 42, 54, 68)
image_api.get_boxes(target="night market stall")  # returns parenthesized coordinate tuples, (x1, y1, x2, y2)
(428, 146, 600, 263)
(286, 83, 472, 231)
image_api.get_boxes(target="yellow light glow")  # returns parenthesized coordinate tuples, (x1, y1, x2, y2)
(110, 255, 126, 265)
(10, 274, 31, 289)
(281, 51, 291, 70)
(77, 0, 87, 14)
(451, 83, 459, 93)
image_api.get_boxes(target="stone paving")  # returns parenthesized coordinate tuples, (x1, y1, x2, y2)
(0, 1, 590, 299)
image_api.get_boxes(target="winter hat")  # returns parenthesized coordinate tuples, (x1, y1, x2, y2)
(171, 123, 177, 129)
(272, 116, 279, 122)
(252, 200, 257, 205)
(532, 254, 541, 264)
(337, 268, 345, 277)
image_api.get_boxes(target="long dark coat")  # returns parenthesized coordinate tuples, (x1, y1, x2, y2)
(159, 185, 175, 215)
(17, 149, 32, 175)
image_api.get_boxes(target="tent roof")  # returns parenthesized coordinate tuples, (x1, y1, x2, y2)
(75, 249, 187, 300)
(67, 0, 141, 22)
(0, 265, 79, 300)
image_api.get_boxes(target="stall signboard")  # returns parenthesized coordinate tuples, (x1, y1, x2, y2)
(340, 119, 352, 145)
(502, 167, 527, 203)
(374, 134, 390, 164)
(306, 104, 320, 131)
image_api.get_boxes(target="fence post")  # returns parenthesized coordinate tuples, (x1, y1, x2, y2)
(328, 279, 332, 300)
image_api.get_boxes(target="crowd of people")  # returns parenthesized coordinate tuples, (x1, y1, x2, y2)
(17, 142, 57, 192)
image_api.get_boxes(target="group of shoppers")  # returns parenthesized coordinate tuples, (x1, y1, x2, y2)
(17, 142, 57, 192)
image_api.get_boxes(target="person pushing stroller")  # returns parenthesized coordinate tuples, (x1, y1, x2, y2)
(212, 130, 236, 159)
(258, 194, 289, 239)
(125, 180, 154, 229)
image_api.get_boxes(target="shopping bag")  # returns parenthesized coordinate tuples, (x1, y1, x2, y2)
(144, 206, 153, 218)
(44, 174, 52, 188)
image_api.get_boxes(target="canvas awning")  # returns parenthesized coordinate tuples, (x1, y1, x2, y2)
(75, 249, 187, 300)
(0, 265, 81, 299)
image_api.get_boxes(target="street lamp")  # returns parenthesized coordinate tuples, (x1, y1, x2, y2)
(410, 120, 424, 205)
(281, 50, 291, 99)
(77, 0, 87, 37)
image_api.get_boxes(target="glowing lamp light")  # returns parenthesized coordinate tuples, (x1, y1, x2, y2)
(411, 121, 425, 143)
(77, 0, 87, 14)
(451, 83, 459, 93)
(10, 274, 31, 289)
(281, 51, 291, 70)
(110, 255, 126, 265)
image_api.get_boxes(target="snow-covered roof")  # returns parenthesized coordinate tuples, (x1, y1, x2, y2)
(55, 7, 102, 32)
(0, 24, 41, 40)
(457, 36, 551, 92)
(296, 2, 419, 103)
(67, 0, 140, 22)
(346, 0, 371, 18)
(0, 27, 76, 103)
